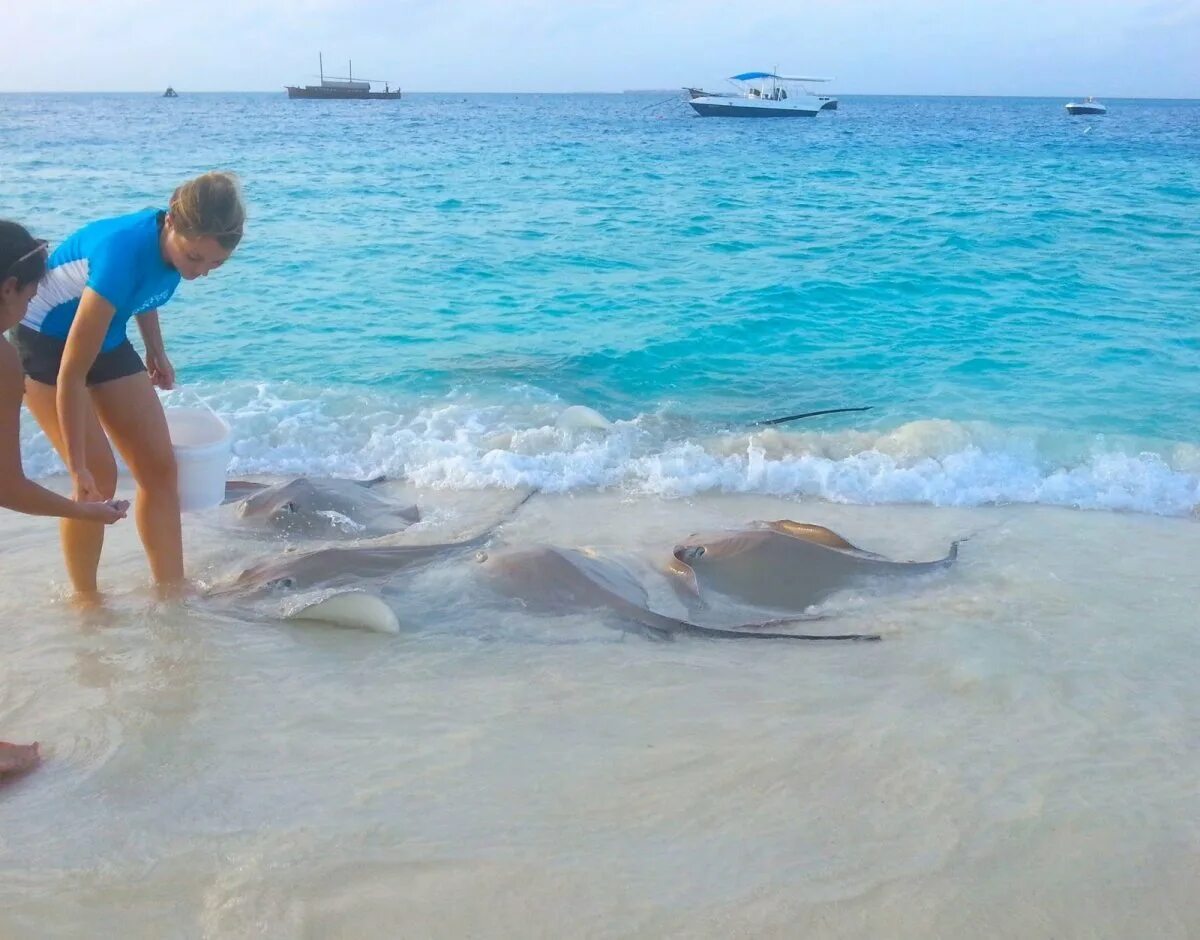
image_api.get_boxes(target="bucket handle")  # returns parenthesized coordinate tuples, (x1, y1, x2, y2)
(170, 387, 223, 421)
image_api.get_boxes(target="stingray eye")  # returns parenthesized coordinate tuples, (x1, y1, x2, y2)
(695, 546, 706, 558)
(282, 501, 298, 514)
(268, 576, 296, 590)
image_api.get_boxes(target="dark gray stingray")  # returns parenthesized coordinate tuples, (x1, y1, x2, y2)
(208, 491, 537, 602)
(223, 477, 419, 539)
(477, 546, 879, 642)
(210, 533, 491, 601)
(669, 520, 958, 612)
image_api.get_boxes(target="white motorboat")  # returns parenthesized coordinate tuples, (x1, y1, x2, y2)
(687, 72, 837, 117)
(1065, 96, 1106, 115)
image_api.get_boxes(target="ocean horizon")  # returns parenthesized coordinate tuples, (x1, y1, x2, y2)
(3, 88, 1200, 938)
(4, 90, 1199, 99)
(5, 91, 1198, 516)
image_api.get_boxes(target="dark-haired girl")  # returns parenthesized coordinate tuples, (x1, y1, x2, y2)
(0, 221, 128, 525)
(1, 219, 130, 781)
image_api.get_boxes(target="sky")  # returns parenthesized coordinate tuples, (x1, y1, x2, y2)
(1, 0, 1197, 97)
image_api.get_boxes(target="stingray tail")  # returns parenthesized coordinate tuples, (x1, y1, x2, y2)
(685, 624, 881, 642)
(914, 539, 961, 568)
(631, 603, 880, 642)
(751, 614, 831, 628)
(756, 406, 873, 427)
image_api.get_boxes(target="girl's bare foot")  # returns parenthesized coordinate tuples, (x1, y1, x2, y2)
(69, 590, 105, 612)
(0, 741, 40, 777)
(155, 578, 199, 603)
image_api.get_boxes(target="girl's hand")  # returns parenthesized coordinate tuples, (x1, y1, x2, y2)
(80, 499, 130, 525)
(146, 351, 176, 390)
(72, 468, 102, 502)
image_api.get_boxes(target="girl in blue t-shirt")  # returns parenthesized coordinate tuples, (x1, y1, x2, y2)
(15, 172, 245, 601)
(2, 219, 134, 780)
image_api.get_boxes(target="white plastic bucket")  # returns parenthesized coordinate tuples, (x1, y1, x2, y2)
(164, 406, 231, 512)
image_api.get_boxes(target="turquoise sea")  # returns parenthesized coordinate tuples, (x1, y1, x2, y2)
(6, 92, 1200, 938)
(3, 92, 1198, 513)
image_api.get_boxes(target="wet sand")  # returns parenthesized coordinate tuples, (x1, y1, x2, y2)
(2, 480, 1198, 937)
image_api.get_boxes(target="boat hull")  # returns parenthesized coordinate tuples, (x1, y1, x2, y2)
(1065, 105, 1105, 115)
(286, 86, 402, 100)
(689, 95, 837, 117)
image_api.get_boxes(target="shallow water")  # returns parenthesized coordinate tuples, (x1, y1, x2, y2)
(3, 484, 1199, 937)
(2, 91, 1199, 936)
(3, 93, 1199, 513)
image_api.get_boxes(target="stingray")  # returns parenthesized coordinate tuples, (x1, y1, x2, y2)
(669, 520, 959, 612)
(476, 545, 879, 642)
(223, 476, 420, 539)
(555, 405, 613, 431)
(282, 590, 400, 633)
(211, 532, 494, 601)
(193, 585, 401, 635)
(200, 539, 488, 634)
(206, 490, 536, 610)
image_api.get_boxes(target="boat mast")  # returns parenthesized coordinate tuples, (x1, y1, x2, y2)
(319, 52, 324, 83)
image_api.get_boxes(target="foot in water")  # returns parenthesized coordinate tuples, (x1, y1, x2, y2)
(70, 589, 106, 612)
(0, 741, 40, 777)
(155, 578, 199, 603)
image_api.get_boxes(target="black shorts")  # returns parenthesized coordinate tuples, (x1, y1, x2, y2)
(13, 324, 146, 387)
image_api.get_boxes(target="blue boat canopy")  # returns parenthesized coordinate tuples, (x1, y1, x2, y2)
(730, 71, 831, 82)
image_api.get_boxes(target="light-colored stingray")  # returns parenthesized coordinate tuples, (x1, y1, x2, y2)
(477, 545, 879, 642)
(197, 586, 400, 634)
(555, 405, 613, 431)
(224, 476, 419, 539)
(283, 590, 400, 634)
(669, 520, 959, 612)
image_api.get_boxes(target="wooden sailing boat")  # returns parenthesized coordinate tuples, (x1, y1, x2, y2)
(286, 53, 401, 100)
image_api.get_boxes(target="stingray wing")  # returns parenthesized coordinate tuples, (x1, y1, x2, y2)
(764, 521, 891, 558)
(223, 480, 269, 503)
(283, 590, 400, 633)
(664, 557, 702, 599)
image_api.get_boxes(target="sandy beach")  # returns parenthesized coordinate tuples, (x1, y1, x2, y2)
(4, 3, 1199, 929)
(3, 479, 1198, 938)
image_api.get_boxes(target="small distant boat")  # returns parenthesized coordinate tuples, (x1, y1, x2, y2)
(1065, 96, 1106, 115)
(286, 53, 401, 100)
(686, 72, 838, 117)
(163, 87, 178, 98)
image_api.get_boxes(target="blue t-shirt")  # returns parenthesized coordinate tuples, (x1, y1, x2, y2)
(22, 208, 181, 353)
